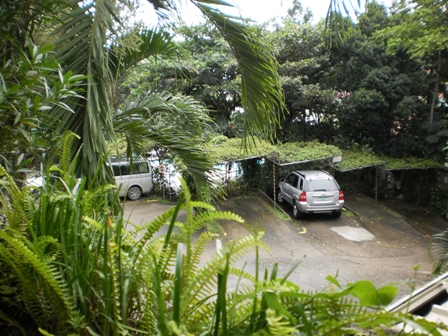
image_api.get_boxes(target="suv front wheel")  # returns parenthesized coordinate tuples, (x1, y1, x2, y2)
(293, 201, 303, 219)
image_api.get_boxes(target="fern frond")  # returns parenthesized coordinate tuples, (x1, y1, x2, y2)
(0, 166, 34, 232)
(80, 184, 116, 214)
(189, 231, 217, 275)
(135, 204, 186, 249)
(0, 166, 21, 199)
(264, 309, 298, 335)
(315, 310, 404, 335)
(50, 193, 73, 203)
(188, 201, 216, 212)
(34, 236, 62, 260)
(0, 230, 75, 314)
(107, 229, 124, 332)
(188, 210, 244, 234)
(56, 131, 80, 180)
(181, 235, 267, 321)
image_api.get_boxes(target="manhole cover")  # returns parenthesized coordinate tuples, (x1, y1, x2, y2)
(330, 226, 375, 242)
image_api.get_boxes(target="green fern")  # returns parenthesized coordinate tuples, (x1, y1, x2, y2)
(53, 131, 80, 181)
(0, 166, 34, 233)
(0, 228, 77, 331)
(130, 178, 270, 335)
(260, 309, 298, 335)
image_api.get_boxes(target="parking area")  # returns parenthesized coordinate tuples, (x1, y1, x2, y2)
(124, 192, 447, 300)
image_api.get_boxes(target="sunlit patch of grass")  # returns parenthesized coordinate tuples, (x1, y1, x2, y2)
(343, 208, 356, 217)
(145, 195, 176, 204)
(268, 206, 291, 221)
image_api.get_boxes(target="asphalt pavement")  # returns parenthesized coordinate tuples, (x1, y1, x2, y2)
(123, 191, 448, 301)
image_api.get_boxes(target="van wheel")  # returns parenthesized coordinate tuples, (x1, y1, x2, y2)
(332, 210, 342, 218)
(277, 189, 284, 204)
(293, 202, 303, 219)
(127, 186, 142, 201)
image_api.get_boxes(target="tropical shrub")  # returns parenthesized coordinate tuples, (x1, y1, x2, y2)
(0, 41, 85, 174)
(0, 144, 446, 335)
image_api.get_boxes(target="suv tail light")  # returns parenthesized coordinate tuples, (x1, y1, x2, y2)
(339, 190, 345, 201)
(298, 191, 307, 202)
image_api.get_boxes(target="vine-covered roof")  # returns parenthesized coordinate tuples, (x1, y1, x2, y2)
(272, 141, 342, 165)
(334, 149, 385, 172)
(206, 137, 443, 171)
(205, 136, 276, 163)
(332, 150, 443, 171)
(382, 156, 442, 170)
(206, 137, 341, 165)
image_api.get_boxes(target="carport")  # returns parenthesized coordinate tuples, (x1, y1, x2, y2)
(332, 150, 443, 204)
(206, 137, 443, 207)
(206, 137, 344, 203)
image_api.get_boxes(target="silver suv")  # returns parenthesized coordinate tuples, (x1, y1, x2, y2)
(277, 170, 344, 218)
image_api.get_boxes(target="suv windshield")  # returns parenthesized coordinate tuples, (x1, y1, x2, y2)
(308, 179, 338, 192)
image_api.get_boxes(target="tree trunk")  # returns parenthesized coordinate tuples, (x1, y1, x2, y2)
(430, 50, 441, 124)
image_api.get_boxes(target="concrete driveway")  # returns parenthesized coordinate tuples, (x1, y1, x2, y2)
(123, 192, 445, 300)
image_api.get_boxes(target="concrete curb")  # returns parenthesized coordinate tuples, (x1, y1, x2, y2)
(342, 205, 360, 217)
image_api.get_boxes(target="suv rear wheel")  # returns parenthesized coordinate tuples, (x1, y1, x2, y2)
(332, 210, 342, 218)
(293, 201, 303, 219)
(277, 189, 284, 204)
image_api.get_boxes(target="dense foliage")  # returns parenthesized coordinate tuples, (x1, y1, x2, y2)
(0, 0, 285, 199)
(330, 3, 434, 158)
(2, 0, 448, 334)
(132, 2, 448, 165)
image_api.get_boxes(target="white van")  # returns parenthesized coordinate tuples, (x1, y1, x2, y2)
(110, 160, 153, 200)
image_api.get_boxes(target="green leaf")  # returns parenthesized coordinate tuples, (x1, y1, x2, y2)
(348, 280, 380, 307)
(261, 291, 297, 324)
(326, 275, 341, 288)
(172, 243, 183, 325)
(270, 263, 278, 281)
(376, 285, 398, 306)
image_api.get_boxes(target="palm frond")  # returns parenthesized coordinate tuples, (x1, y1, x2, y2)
(110, 28, 179, 83)
(50, 0, 118, 183)
(113, 92, 214, 200)
(430, 229, 448, 275)
(191, 0, 286, 144)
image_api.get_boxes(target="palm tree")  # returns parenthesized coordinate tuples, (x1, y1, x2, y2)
(39, 0, 284, 196)
(2, 0, 361, 192)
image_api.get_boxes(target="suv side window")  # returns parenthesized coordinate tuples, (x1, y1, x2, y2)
(285, 173, 297, 187)
(293, 175, 299, 188)
(299, 177, 304, 191)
